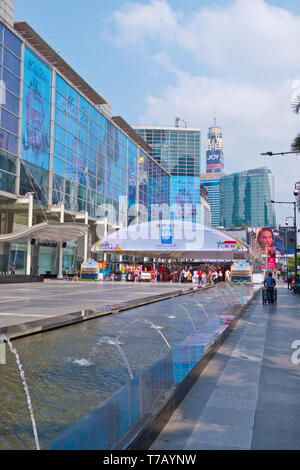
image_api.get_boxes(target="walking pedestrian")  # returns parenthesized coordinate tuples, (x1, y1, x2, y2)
(263, 271, 276, 306)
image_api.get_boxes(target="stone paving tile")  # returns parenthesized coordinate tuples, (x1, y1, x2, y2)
(253, 408, 300, 433)
(251, 429, 300, 450)
(184, 421, 253, 450)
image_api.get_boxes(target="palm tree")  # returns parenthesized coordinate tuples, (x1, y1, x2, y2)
(292, 93, 300, 153)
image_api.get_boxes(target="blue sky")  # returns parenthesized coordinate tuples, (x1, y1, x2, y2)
(14, 0, 300, 224)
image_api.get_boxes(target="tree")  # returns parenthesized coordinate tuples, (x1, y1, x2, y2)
(292, 93, 300, 152)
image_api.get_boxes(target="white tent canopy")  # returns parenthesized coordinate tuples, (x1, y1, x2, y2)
(91, 220, 249, 261)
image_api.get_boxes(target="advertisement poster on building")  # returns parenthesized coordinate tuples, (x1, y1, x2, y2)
(248, 227, 296, 256)
(267, 250, 276, 269)
(206, 149, 224, 173)
(22, 48, 51, 169)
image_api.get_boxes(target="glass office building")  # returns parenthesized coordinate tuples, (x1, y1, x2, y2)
(0, 18, 170, 274)
(134, 126, 202, 223)
(220, 167, 276, 229)
(201, 174, 222, 228)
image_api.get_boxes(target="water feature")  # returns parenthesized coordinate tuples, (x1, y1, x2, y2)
(0, 284, 254, 450)
(95, 336, 134, 380)
(178, 305, 197, 333)
(0, 335, 40, 450)
(124, 319, 172, 350)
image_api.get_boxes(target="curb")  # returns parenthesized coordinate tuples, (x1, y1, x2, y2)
(0, 285, 213, 341)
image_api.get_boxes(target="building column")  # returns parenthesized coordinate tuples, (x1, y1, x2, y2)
(26, 193, 33, 275)
(57, 204, 64, 279)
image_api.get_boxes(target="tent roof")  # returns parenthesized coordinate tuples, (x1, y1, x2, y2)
(92, 220, 249, 261)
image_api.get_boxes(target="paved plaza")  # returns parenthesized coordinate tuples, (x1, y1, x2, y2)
(0, 280, 191, 330)
(150, 283, 300, 450)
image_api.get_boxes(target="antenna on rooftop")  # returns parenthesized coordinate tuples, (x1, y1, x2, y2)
(175, 117, 180, 127)
(214, 111, 217, 127)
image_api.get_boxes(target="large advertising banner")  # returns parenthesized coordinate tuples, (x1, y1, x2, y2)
(22, 48, 51, 170)
(206, 149, 223, 173)
(248, 227, 296, 255)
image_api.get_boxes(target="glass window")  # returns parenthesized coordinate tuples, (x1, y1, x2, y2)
(78, 140, 87, 157)
(78, 184, 86, 200)
(98, 127, 105, 143)
(54, 140, 65, 159)
(88, 174, 96, 190)
(88, 160, 96, 174)
(79, 110, 88, 128)
(67, 85, 78, 107)
(65, 147, 76, 165)
(56, 74, 67, 96)
(67, 99, 78, 121)
(88, 146, 96, 162)
(0, 108, 18, 135)
(53, 157, 65, 177)
(89, 118, 97, 136)
(79, 95, 89, 115)
(78, 124, 88, 143)
(55, 107, 66, 128)
(55, 91, 67, 112)
(89, 105, 98, 123)
(3, 68, 20, 96)
(0, 127, 18, 155)
(54, 124, 66, 144)
(89, 133, 97, 149)
(66, 116, 77, 136)
(3, 48, 21, 77)
(65, 163, 76, 181)
(106, 185, 113, 197)
(0, 149, 16, 174)
(0, 23, 3, 44)
(0, 169, 16, 193)
(97, 166, 105, 181)
(98, 113, 106, 129)
(53, 175, 65, 196)
(97, 179, 104, 193)
(4, 28, 21, 58)
(3, 89, 19, 115)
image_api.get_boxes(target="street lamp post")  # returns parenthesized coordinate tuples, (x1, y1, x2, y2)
(271, 197, 298, 277)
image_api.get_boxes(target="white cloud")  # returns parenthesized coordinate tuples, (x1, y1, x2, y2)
(107, 0, 179, 47)
(108, 0, 300, 223)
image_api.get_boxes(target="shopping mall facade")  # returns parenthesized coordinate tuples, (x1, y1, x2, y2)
(0, 16, 173, 275)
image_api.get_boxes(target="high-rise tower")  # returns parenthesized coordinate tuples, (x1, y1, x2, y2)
(206, 113, 224, 174)
(133, 125, 203, 223)
(201, 114, 225, 227)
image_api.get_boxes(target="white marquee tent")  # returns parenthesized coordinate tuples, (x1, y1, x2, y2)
(91, 220, 249, 261)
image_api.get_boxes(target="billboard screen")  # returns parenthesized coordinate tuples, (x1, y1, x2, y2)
(247, 227, 296, 255)
(206, 149, 224, 172)
(22, 47, 51, 170)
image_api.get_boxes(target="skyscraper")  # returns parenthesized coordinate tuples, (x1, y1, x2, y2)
(201, 115, 224, 227)
(220, 167, 276, 229)
(133, 125, 203, 223)
(206, 114, 224, 174)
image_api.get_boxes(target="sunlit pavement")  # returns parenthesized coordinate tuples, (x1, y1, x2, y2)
(150, 283, 300, 450)
(0, 281, 193, 329)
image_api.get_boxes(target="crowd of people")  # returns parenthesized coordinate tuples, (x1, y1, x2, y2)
(169, 265, 231, 285)
(122, 263, 232, 284)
